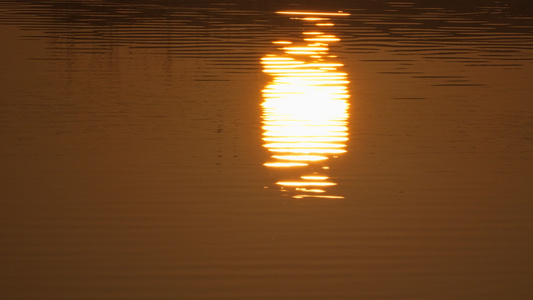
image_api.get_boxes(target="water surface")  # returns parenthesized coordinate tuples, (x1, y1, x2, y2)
(1, 0, 533, 299)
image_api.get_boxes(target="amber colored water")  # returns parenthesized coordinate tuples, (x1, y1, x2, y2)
(1, 1, 533, 299)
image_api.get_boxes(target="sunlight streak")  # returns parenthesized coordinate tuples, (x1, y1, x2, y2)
(261, 11, 350, 199)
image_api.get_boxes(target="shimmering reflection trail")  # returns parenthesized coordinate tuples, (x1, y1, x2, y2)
(261, 11, 350, 199)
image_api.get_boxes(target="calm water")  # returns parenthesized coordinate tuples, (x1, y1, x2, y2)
(1, 0, 533, 299)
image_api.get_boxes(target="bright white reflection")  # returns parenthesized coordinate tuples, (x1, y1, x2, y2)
(261, 11, 350, 199)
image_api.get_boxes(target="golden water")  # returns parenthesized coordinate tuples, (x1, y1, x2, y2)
(1, 1, 533, 299)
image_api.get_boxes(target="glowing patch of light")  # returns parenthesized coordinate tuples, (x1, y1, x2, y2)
(301, 175, 329, 180)
(296, 188, 326, 193)
(293, 195, 345, 199)
(276, 11, 350, 16)
(268, 148, 347, 154)
(263, 143, 347, 149)
(263, 137, 348, 142)
(264, 162, 308, 167)
(273, 41, 293, 45)
(302, 17, 329, 21)
(272, 155, 329, 161)
(305, 37, 341, 42)
(276, 181, 337, 187)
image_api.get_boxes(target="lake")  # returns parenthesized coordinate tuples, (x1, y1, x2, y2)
(1, 0, 533, 299)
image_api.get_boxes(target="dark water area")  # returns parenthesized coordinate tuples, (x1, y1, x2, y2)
(1, 0, 533, 299)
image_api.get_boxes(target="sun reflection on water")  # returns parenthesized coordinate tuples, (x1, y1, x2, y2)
(261, 11, 350, 199)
